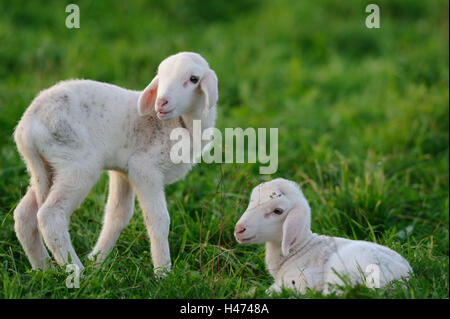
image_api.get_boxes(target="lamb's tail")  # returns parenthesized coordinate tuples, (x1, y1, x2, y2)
(14, 117, 53, 207)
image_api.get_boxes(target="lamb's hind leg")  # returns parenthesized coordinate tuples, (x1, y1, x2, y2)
(14, 129, 52, 269)
(37, 168, 98, 270)
(89, 171, 135, 263)
(14, 188, 50, 269)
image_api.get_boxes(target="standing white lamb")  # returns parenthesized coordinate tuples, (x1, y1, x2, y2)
(13, 52, 218, 275)
(234, 178, 412, 294)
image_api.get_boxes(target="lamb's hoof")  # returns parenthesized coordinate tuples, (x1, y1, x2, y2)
(154, 266, 171, 278)
(265, 284, 281, 296)
(87, 253, 104, 267)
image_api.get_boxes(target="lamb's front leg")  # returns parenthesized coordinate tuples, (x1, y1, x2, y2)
(130, 170, 171, 276)
(266, 277, 307, 295)
(266, 283, 282, 295)
(89, 171, 135, 263)
(278, 268, 322, 294)
(138, 187, 171, 275)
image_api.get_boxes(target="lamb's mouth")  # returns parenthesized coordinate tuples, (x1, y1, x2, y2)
(239, 235, 256, 243)
(157, 109, 174, 118)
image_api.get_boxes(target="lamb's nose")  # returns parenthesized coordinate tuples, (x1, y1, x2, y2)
(156, 97, 169, 110)
(235, 224, 246, 234)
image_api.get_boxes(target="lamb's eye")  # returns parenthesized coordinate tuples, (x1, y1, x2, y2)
(190, 76, 199, 84)
(273, 208, 284, 215)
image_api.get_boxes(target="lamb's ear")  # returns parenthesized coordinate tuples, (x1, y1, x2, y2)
(200, 69, 218, 115)
(138, 75, 159, 116)
(281, 209, 303, 256)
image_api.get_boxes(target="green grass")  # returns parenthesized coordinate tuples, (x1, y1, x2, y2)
(0, 0, 448, 298)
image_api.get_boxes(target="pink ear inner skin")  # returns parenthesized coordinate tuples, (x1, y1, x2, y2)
(139, 76, 159, 115)
(147, 87, 157, 112)
(140, 87, 156, 115)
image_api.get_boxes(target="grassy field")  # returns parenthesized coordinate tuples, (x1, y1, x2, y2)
(0, 0, 448, 298)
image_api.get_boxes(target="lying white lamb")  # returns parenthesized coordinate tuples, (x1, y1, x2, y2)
(13, 52, 218, 275)
(234, 178, 412, 294)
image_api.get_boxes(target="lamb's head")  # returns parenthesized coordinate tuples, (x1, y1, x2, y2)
(138, 52, 218, 120)
(234, 178, 312, 256)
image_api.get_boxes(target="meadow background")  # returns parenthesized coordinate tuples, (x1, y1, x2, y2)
(0, 0, 448, 298)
